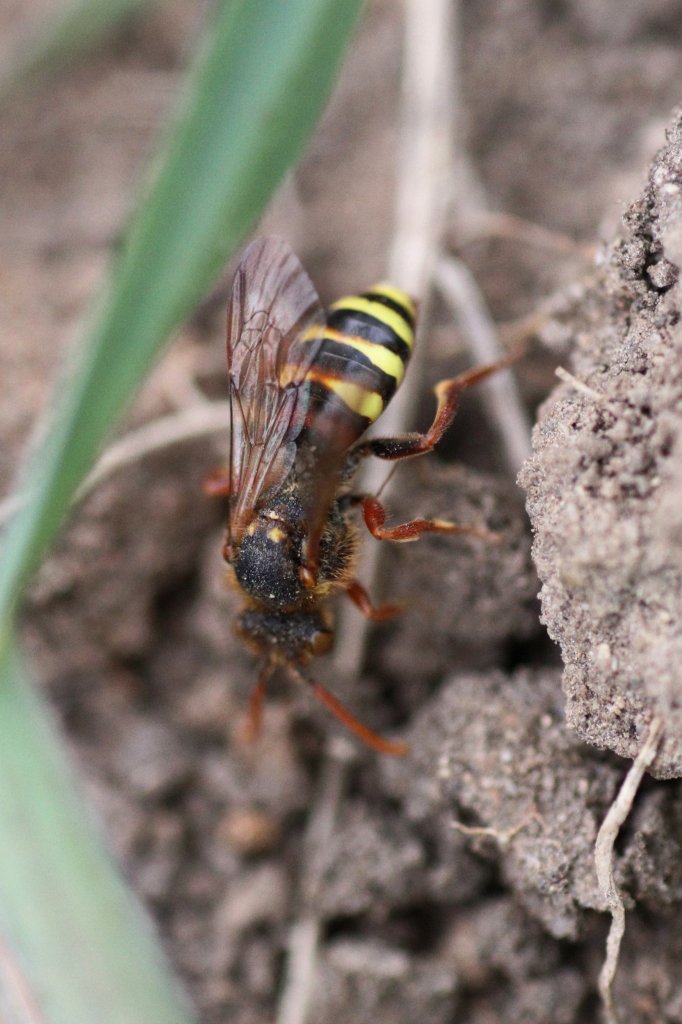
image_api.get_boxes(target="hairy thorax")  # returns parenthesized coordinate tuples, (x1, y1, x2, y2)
(229, 480, 358, 660)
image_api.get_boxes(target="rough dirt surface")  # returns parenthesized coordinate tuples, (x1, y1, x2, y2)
(520, 114, 682, 778)
(4, 1, 682, 1022)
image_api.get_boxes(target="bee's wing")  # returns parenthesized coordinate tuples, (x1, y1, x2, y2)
(226, 236, 325, 545)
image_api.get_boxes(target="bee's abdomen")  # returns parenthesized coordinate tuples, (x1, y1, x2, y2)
(305, 284, 416, 437)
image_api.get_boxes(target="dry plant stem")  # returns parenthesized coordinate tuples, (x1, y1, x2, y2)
(387, 0, 454, 297)
(552, 366, 614, 409)
(451, 818, 528, 850)
(0, 401, 231, 532)
(276, 921, 321, 1024)
(334, 0, 456, 679)
(595, 717, 663, 1024)
(555, 366, 607, 402)
(556, 368, 623, 421)
(77, 400, 230, 496)
(436, 256, 532, 471)
(275, 738, 353, 1024)
(276, 4, 458, 1024)
(498, 271, 597, 351)
(456, 209, 596, 259)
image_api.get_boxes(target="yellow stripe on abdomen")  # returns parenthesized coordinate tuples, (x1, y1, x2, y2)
(305, 369, 384, 421)
(327, 293, 415, 350)
(319, 328, 406, 384)
(285, 281, 418, 455)
(365, 283, 417, 325)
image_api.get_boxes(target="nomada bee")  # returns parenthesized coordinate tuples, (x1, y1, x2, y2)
(208, 236, 513, 755)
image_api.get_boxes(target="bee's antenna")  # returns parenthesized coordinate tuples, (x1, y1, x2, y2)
(286, 664, 409, 757)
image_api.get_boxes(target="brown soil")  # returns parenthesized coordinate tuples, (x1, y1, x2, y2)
(4, 1, 682, 1022)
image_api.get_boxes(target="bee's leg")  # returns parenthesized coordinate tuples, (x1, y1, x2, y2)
(360, 495, 501, 544)
(241, 662, 274, 743)
(286, 664, 408, 757)
(350, 356, 516, 466)
(202, 467, 231, 496)
(344, 579, 403, 620)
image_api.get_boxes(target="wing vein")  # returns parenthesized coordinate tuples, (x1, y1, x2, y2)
(224, 237, 325, 545)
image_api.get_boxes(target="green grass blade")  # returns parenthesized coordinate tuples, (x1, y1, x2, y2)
(0, 0, 363, 618)
(0, 0, 157, 102)
(0, 2, 363, 1017)
(0, 635, 196, 1024)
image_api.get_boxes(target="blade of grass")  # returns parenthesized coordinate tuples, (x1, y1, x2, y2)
(0, 0, 158, 103)
(0, 633, 196, 1024)
(0, 1, 363, 1019)
(0, 0, 364, 620)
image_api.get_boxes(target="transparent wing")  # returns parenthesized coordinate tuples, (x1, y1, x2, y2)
(226, 236, 325, 545)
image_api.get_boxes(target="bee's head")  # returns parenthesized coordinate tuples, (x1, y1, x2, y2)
(229, 514, 305, 611)
(237, 607, 333, 660)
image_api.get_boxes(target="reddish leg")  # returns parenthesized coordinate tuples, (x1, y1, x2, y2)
(241, 663, 273, 743)
(345, 579, 403, 621)
(350, 356, 517, 466)
(286, 664, 409, 757)
(361, 495, 501, 543)
(202, 468, 231, 496)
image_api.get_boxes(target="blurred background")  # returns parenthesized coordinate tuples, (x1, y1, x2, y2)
(2, 1, 682, 1022)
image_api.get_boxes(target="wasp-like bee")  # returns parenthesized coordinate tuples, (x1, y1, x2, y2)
(210, 236, 511, 755)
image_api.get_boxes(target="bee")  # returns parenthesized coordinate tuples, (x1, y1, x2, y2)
(209, 236, 512, 755)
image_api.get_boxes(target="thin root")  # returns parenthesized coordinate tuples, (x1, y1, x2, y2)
(595, 717, 663, 1024)
(555, 366, 607, 402)
(454, 209, 596, 259)
(452, 808, 538, 850)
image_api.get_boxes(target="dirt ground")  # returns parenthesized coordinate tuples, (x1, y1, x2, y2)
(3, 1, 682, 1022)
